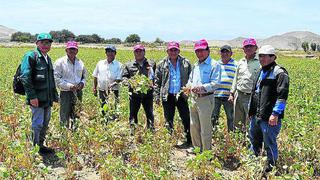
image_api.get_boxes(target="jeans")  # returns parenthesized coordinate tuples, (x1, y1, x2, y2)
(31, 106, 51, 147)
(249, 116, 282, 165)
(211, 97, 234, 131)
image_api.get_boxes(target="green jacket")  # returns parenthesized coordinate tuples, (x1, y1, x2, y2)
(20, 48, 58, 107)
(154, 55, 192, 101)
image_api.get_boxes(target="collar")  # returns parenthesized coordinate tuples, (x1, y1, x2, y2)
(243, 54, 258, 62)
(262, 61, 276, 71)
(198, 56, 211, 65)
(219, 58, 233, 64)
(67, 56, 78, 64)
(105, 59, 115, 64)
(134, 58, 147, 65)
(35, 48, 43, 58)
(168, 56, 180, 65)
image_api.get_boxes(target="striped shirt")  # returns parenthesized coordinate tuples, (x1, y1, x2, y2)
(54, 55, 87, 91)
(214, 59, 237, 97)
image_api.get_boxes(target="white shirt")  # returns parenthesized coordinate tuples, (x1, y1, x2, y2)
(54, 55, 87, 91)
(92, 59, 123, 91)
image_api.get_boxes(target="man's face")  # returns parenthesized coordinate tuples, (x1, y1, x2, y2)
(243, 45, 257, 57)
(220, 50, 232, 62)
(195, 49, 210, 62)
(259, 54, 275, 67)
(36, 40, 52, 54)
(106, 50, 116, 62)
(66, 48, 78, 60)
(134, 49, 145, 61)
(167, 48, 180, 60)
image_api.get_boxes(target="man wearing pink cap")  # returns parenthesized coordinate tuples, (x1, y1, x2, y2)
(229, 38, 260, 134)
(122, 44, 156, 135)
(54, 40, 87, 129)
(184, 39, 221, 151)
(154, 41, 192, 148)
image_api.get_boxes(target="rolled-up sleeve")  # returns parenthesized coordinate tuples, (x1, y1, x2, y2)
(54, 60, 73, 90)
(203, 63, 221, 93)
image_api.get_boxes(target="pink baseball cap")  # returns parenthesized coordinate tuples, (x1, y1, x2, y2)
(133, 44, 145, 51)
(194, 39, 209, 50)
(243, 38, 257, 47)
(66, 40, 78, 49)
(167, 41, 180, 50)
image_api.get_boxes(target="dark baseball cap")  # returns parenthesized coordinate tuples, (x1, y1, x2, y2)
(220, 45, 232, 52)
(105, 45, 116, 52)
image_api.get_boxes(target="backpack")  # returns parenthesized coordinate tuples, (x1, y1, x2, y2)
(13, 51, 38, 95)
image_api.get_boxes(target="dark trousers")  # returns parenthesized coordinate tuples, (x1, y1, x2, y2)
(129, 95, 154, 129)
(60, 90, 82, 127)
(99, 90, 119, 115)
(162, 93, 191, 142)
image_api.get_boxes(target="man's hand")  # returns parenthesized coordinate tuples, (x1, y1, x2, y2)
(76, 82, 84, 90)
(155, 98, 161, 105)
(191, 86, 205, 94)
(228, 94, 234, 102)
(182, 87, 191, 96)
(70, 85, 77, 92)
(93, 88, 97, 97)
(30, 98, 39, 107)
(109, 82, 117, 88)
(269, 114, 278, 126)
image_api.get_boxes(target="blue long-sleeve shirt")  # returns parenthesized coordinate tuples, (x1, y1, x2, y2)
(188, 56, 221, 93)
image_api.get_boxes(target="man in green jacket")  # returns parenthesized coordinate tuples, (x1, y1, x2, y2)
(20, 33, 59, 154)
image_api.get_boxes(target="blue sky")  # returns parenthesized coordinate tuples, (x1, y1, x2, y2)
(1, 0, 319, 41)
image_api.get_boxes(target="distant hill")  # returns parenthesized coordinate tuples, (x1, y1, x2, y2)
(0, 25, 17, 42)
(1, 25, 320, 50)
(183, 31, 320, 50)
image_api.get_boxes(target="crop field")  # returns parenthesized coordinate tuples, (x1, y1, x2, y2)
(0, 46, 319, 179)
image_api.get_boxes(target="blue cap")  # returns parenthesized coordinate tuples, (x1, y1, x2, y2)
(105, 45, 116, 52)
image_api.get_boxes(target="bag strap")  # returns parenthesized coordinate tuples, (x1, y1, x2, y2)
(28, 51, 38, 70)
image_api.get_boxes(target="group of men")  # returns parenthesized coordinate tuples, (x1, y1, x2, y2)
(19, 33, 289, 173)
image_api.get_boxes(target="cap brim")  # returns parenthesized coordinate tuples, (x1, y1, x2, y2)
(243, 43, 257, 47)
(134, 48, 145, 51)
(66, 46, 78, 49)
(105, 48, 116, 51)
(220, 48, 231, 51)
(194, 45, 208, 50)
(37, 39, 53, 42)
(167, 46, 180, 50)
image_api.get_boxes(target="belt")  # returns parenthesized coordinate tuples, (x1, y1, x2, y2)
(197, 92, 214, 98)
(168, 93, 178, 96)
(238, 90, 251, 96)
